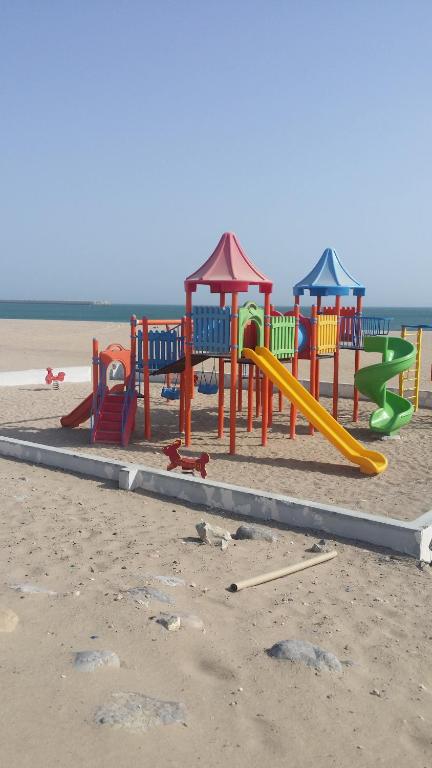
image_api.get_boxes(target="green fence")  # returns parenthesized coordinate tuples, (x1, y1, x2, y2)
(270, 315, 295, 359)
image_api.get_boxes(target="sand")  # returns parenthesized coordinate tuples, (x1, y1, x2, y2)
(1, 456, 432, 768)
(1, 319, 432, 520)
(1, 376, 431, 520)
(1, 320, 432, 766)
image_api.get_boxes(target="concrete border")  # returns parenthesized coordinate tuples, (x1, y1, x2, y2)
(2, 366, 431, 409)
(0, 366, 91, 387)
(0, 435, 431, 562)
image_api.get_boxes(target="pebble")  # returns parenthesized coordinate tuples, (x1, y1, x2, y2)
(127, 587, 174, 606)
(95, 692, 187, 731)
(0, 608, 19, 633)
(235, 525, 277, 543)
(196, 521, 231, 549)
(143, 574, 185, 587)
(155, 611, 204, 631)
(74, 650, 120, 672)
(308, 539, 328, 554)
(370, 688, 381, 697)
(157, 615, 181, 632)
(267, 639, 345, 672)
(8, 582, 57, 595)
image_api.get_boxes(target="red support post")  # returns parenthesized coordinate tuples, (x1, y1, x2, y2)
(353, 295, 362, 422)
(255, 365, 261, 417)
(142, 317, 151, 439)
(309, 304, 317, 435)
(229, 292, 239, 455)
(261, 293, 271, 446)
(130, 315, 137, 377)
(333, 295, 341, 419)
(185, 291, 193, 446)
(289, 300, 300, 439)
(315, 297, 321, 403)
(218, 293, 225, 438)
(268, 381, 273, 427)
(92, 338, 99, 396)
(237, 363, 243, 412)
(179, 317, 186, 433)
(247, 364, 254, 432)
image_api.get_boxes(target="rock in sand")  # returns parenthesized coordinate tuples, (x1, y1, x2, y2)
(267, 639, 344, 672)
(73, 650, 120, 672)
(156, 612, 204, 631)
(8, 582, 57, 595)
(127, 587, 174, 606)
(235, 524, 277, 542)
(95, 691, 187, 731)
(196, 521, 231, 549)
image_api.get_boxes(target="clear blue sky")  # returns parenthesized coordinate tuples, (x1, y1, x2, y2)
(1, 1, 431, 305)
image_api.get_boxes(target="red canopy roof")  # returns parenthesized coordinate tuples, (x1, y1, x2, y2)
(185, 232, 273, 294)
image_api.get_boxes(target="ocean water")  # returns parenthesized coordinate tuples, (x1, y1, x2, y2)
(0, 301, 431, 331)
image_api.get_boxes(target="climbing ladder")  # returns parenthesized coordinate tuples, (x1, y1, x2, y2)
(399, 326, 422, 412)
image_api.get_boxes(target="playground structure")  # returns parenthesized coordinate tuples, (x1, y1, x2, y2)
(61, 232, 419, 473)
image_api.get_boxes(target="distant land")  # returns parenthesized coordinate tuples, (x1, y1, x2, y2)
(0, 299, 108, 305)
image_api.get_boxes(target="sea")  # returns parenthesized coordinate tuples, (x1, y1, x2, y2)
(0, 301, 431, 331)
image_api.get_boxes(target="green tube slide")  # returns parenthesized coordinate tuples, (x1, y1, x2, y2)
(354, 336, 415, 436)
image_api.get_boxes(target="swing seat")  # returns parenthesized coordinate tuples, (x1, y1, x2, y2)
(198, 382, 218, 395)
(161, 386, 180, 400)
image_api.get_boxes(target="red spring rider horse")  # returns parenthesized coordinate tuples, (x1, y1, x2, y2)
(45, 367, 66, 385)
(163, 439, 210, 479)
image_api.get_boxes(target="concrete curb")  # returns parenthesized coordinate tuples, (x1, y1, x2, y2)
(1, 436, 431, 562)
(2, 367, 431, 409)
(0, 366, 91, 387)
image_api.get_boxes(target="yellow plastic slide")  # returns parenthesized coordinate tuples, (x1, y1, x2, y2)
(243, 347, 387, 475)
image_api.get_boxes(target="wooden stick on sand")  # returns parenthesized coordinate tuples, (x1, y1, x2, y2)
(230, 550, 337, 592)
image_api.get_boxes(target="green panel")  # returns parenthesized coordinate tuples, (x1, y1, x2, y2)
(238, 301, 264, 352)
(270, 315, 295, 359)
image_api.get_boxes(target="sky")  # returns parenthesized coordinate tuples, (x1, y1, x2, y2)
(1, 1, 431, 306)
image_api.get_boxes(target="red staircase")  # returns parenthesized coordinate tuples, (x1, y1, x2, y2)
(93, 391, 125, 444)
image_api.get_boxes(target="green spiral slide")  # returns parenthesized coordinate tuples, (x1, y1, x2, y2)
(354, 336, 416, 436)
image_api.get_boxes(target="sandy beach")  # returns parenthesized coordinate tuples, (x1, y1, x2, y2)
(1, 456, 431, 768)
(1, 319, 432, 767)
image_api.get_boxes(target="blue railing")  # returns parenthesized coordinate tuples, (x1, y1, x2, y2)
(192, 306, 231, 354)
(135, 325, 184, 373)
(340, 315, 392, 349)
(149, 326, 184, 371)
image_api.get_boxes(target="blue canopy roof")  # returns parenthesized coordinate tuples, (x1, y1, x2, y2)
(293, 248, 366, 297)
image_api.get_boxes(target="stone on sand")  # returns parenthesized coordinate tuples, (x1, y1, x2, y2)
(73, 650, 120, 672)
(95, 692, 187, 731)
(157, 614, 181, 631)
(196, 521, 231, 548)
(8, 582, 57, 595)
(127, 587, 174, 605)
(235, 524, 277, 542)
(267, 639, 343, 672)
(308, 539, 329, 553)
(156, 612, 204, 631)
(143, 574, 185, 587)
(0, 608, 19, 633)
